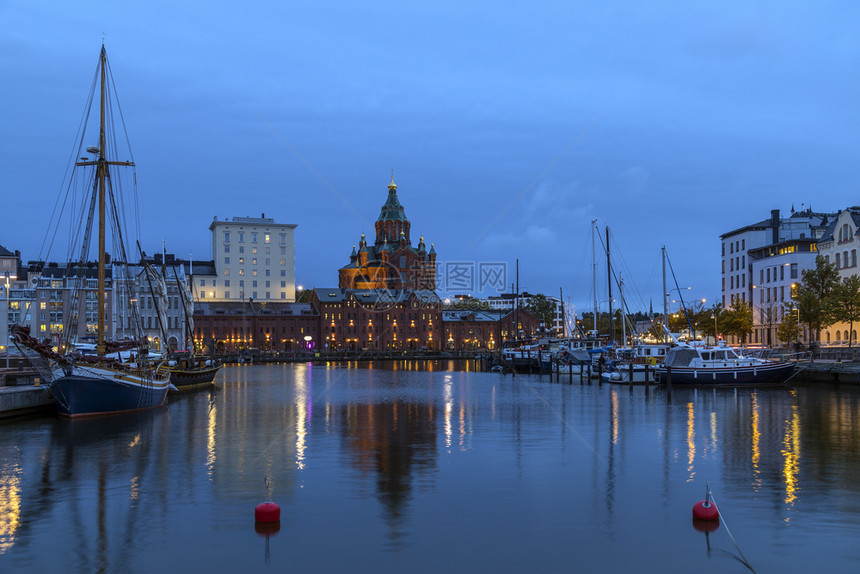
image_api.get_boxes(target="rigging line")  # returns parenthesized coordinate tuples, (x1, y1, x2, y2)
(665, 250, 696, 336)
(41, 57, 100, 261)
(609, 232, 648, 315)
(469, 112, 605, 248)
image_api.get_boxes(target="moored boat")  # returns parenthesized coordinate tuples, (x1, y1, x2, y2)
(654, 344, 794, 386)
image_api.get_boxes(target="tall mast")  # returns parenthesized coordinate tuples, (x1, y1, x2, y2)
(662, 245, 668, 343)
(70, 45, 135, 355)
(591, 220, 597, 334)
(606, 226, 613, 344)
(96, 45, 107, 355)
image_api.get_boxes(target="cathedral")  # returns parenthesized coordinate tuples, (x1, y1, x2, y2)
(338, 175, 437, 291)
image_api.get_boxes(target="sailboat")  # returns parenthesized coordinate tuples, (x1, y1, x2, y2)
(141, 251, 221, 390)
(12, 45, 170, 416)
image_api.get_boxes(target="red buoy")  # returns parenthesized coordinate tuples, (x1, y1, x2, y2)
(255, 501, 281, 523)
(692, 483, 719, 520)
(692, 501, 719, 520)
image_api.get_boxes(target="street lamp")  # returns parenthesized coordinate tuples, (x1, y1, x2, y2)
(5, 273, 17, 368)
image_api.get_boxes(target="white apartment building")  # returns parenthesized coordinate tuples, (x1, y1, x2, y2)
(203, 215, 297, 302)
(817, 207, 860, 345)
(483, 293, 566, 336)
(721, 207, 834, 345)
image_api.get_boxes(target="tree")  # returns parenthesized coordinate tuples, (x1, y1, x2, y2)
(797, 255, 840, 343)
(776, 303, 800, 347)
(697, 303, 723, 342)
(524, 294, 557, 335)
(827, 275, 860, 348)
(722, 299, 753, 344)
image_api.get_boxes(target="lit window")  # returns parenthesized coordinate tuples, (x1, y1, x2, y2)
(265, 233, 270, 244)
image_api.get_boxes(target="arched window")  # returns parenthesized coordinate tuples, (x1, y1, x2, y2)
(836, 253, 841, 268)
(835, 331, 841, 342)
(845, 330, 850, 341)
(827, 331, 831, 343)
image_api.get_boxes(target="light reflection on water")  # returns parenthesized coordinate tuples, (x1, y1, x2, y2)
(0, 361, 859, 573)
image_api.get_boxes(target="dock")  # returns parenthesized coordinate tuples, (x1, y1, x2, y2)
(790, 361, 860, 384)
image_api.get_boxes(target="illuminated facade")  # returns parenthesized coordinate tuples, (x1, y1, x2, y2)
(817, 207, 860, 345)
(721, 207, 833, 345)
(338, 176, 437, 291)
(206, 214, 297, 302)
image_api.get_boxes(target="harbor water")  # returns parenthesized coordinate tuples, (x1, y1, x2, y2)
(1, 361, 859, 573)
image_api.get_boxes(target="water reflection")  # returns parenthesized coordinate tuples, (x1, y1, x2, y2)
(1, 364, 860, 572)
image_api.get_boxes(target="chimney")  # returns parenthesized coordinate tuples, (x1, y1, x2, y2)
(771, 209, 780, 245)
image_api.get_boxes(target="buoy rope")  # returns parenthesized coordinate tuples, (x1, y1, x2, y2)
(710, 494, 757, 574)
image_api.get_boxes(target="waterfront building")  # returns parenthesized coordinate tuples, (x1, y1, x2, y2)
(721, 207, 833, 345)
(338, 176, 437, 291)
(21, 261, 115, 344)
(816, 207, 860, 345)
(117, 252, 193, 352)
(205, 214, 297, 302)
(311, 287, 441, 351)
(483, 293, 565, 337)
(1, 246, 31, 359)
(193, 300, 319, 353)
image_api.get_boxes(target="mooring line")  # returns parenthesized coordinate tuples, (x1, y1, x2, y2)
(710, 494, 757, 574)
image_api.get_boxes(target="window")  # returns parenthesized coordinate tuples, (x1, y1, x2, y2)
(252, 247, 258, 255)
(265, 269, 270, 277)
(742, 239, 745, 250)
(252, 232, 258, 243)
(252, 270, 258, 276)
(239, 269, 244, 276)
(280, 270, 286, 277)
(224, 231, 230, 242)
(224, 269, 230, 276)
(780, 266, 784, 281)
(239, 231, 245, 242)
(200, 280, 206, 287)
(281, 281, 286, 288)
(266, 292, 270, 299)
(252, 258, 257, 265)
(265, 281, 270, 288)
(225, 257, 230, 264)
(252, 291, 257, 298)
(253, 280, 258, 287)
(239, 257, 244, 265)
(281, 292, 286, 299)
(265, 233, 270, 244)
(225, 291, 230, 298)
(790, 263, 798, 279)
(280, 233, 286, 246)
(239, 246, 244, 254)
(225, 244, 230, 253)
(853, 250, 857, 267)
(836, 253, 841, 268)
(239, 280, 245, 287)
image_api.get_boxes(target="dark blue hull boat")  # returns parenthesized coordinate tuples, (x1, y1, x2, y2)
(50, 371, 169, 417)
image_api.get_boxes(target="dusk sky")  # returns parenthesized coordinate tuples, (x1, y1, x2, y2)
(2, 1, 859, 317)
